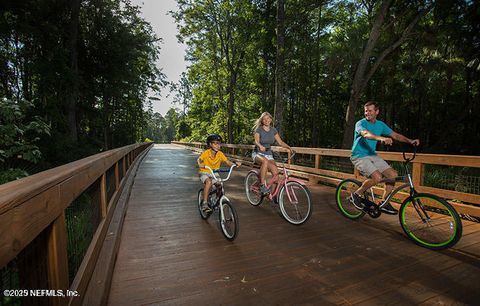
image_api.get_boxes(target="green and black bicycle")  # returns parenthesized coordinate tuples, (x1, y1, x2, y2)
(336, 146, 462, 250)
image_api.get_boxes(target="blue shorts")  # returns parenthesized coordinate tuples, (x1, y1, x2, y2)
(252, 151, 274, 162)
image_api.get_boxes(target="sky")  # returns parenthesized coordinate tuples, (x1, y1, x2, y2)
(131, 0, 188, 115)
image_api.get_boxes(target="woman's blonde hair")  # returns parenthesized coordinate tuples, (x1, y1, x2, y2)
(253, 112, 273, 131)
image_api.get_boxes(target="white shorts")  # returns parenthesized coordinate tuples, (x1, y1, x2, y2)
(199, 173, 218, 184)
(351, 155, 392, 177)
(252, 151, 274, 162)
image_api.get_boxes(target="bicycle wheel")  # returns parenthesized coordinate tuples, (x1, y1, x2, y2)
(278, 181, 312, 225)
(335, 179, 366, 220)
(219, 198, 239, 241)
(399, 193, 462, 250)
(197, 189, 210, 219)
(245, 171, 263, 206)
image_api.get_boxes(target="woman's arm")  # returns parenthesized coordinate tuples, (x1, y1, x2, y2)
(274, 134, 294, 153)
(254, 132, 266, 152)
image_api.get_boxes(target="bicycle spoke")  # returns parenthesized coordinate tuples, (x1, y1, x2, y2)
(400, 194, 462, 250)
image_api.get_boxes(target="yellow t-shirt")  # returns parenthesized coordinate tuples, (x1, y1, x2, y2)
(198, 149, 228, 173)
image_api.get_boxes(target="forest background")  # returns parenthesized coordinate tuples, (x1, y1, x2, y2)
(1, 0, 478, 184)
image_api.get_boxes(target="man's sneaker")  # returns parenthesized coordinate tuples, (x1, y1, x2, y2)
(201, 201, 212, 213)
(350, 192, 364, 210)
(380, 202, 398, 215)
(260, 184, 270, 195)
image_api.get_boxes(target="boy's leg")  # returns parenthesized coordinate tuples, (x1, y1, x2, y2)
(203, 177, 212, 202)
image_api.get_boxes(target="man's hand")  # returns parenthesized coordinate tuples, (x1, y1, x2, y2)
(410, 139, 420, 146)
(235, 161, 242, 167)
(259, 145, 266, 152)
(380, 137, 393, 145)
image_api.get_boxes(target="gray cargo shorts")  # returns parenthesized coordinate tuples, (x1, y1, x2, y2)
(351, 155, 392, 177)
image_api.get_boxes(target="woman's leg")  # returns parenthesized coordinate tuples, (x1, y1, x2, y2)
(267, 160, 279, 192)
(254, 155, 269, 185)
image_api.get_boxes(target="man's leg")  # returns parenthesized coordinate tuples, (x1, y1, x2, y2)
(355, 170, 382, 195)
(381, 168, 398, 200)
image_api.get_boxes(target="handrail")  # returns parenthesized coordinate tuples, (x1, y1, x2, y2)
(0, 142, 152, 305)
(173, 141, 480, 217)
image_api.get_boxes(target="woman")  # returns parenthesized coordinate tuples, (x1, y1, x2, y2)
(252, 112, 294, 194)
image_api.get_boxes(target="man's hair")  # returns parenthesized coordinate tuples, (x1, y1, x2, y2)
(364, 101, 379, 110)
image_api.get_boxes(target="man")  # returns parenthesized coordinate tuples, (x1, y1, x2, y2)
(350, 101, 420, 214)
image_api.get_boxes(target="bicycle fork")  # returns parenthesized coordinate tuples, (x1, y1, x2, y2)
(284, 183, 299, 204)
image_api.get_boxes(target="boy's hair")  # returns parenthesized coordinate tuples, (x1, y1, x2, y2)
(364, 101, 379, 110)
(252, 112, 273, 131)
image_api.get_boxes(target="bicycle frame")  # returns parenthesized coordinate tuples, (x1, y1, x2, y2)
(204, 165, 236, 219)
(251, 152, 306, 203)
(367, 147, 418, 207)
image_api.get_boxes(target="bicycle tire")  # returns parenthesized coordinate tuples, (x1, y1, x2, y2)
(399, 193, 462, 250)
(245, 171, 264, 206)
(197, 189, 210, 220)
(219, 198, 239, 241)
(335, 179, 366, 220)
(278, 181, 312, 225)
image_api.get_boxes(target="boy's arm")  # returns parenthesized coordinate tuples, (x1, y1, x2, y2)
(224, 159, 242, 167)
(197, 156, 205, 168)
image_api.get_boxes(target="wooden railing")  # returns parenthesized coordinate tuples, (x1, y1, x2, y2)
(173, 141, 480, 217)
(0, 142, 152, 305)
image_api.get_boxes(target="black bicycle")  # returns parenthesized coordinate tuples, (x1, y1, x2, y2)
(336, 146, 462, 250)
(197, 165, 239, 241)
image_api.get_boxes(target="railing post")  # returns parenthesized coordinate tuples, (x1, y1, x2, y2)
(288, 151, 292, 165)
(100, 173, 107, 218)
(354, 168, 360, 178)
(412, 162, 425, 187)
(315, 154, 321, 169)
(47, 212, 69, 306)
(115, 162, 119, 189)
(122, 156, 126, 177)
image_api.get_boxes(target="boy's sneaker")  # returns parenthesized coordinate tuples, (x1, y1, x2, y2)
(201, 201, 212, 213)
(260, 184, 270, 195)
(350, 192, 364, 210)
(380, 202, 398, 215)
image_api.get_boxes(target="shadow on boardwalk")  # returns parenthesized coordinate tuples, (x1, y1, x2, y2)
(108, 144, 480, 305)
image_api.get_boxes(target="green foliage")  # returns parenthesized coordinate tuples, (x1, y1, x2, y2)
(171, 0, 479, 155)
(0, 98, 50, 183)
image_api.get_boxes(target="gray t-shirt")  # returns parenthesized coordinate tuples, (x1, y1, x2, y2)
(255, 127, 278, 155)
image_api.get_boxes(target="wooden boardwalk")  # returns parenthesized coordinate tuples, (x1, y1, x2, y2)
(108, 144, 480, 305)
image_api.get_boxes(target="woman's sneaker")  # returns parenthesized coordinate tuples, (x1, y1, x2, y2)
(379, 202, 398, 215)
(260, 184, 270, 195)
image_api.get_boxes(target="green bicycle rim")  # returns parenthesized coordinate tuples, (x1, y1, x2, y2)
(336, 181, 363, 218)
(401, 196, 458, 248)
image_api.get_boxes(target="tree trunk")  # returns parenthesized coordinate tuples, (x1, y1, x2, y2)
(341, 0, 392, 148)
(227, 71, 237, 143)
(66, 0, 81, 142)
(274, 0, 285, 134)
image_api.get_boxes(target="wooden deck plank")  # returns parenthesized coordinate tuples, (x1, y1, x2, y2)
(107, 144, 480, 305)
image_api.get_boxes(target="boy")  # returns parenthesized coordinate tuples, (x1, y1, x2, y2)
(197, 134, 241, 212)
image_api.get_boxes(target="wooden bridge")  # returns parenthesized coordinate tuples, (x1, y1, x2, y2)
(1, 143, 480, 305)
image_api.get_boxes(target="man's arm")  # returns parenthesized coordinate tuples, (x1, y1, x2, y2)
(360, 130, 393, 145)
(390, 131, 420, 146)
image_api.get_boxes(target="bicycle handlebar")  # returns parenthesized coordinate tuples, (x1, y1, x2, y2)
(402, 144, 418, 162)
(205, 165, 236, 182)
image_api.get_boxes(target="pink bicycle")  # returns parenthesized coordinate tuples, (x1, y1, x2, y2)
(244, 152, 312, 225)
